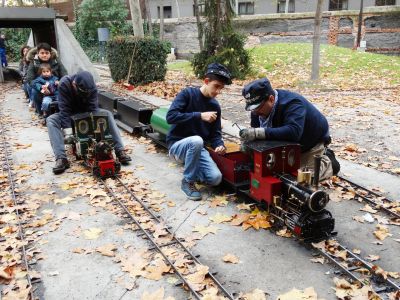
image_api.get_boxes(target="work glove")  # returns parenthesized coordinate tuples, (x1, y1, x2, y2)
(239, 128, 266, 141)
(63, 128, 75, 144)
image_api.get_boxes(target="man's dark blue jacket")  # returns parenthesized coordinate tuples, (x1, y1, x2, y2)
(58, 72, 98, 129)
(166, 87, 224, 149)
(251, 89, 330, 152)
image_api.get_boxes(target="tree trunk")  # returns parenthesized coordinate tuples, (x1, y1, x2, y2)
(1, 0, 6, 7)
(311, 0, 323, 81)
(159, 2, 164, 40)
(356, 0, 364, 48)
(128, 0, 144, 38)
(175, 0, 180, 18)
(144, 0, 153, 36)
(193, 0, 203, 51)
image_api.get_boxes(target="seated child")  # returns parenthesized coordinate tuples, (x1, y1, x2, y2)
(32, 63, 59, 119)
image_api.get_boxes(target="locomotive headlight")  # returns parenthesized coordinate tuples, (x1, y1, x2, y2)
(78, 120, 89, 134)
(266, 152, 275, 170)
(96, 118, 108, 131)
(308, 190, 329, 212)
(288, 149, 295, 167)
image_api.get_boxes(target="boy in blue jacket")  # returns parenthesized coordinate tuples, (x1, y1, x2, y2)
(239, 78, 340, 181)
(166, 63, 231, 200)
(32, 63, 59, 119)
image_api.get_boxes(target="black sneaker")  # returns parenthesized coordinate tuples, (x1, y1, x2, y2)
(53, 158, 70, 175)
(116, 150, 132, 165)
(325, 148, 340, 175)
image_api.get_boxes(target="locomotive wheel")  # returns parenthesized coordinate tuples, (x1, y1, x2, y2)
(92, 167, 100, 177)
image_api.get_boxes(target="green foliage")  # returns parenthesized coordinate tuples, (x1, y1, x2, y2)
(192, 0, 250, 80)
(192, 31, 251, 79)
(72, 0, 130, 61)
(0, 28, 31, 62)
(76, 0, 129, 40)
(107, 36, 170, 85)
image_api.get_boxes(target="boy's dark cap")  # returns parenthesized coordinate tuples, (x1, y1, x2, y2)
(242, 78, 274, 111)
(74, 71, 96, 91)
(205, 63, 232, 85)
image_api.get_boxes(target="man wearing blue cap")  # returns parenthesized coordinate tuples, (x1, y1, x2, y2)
(47, 71, 131, 174)
(166, 63, 231, 200)
(239, 78, 340, 181)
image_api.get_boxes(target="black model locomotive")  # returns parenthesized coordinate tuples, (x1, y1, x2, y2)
(69, 111, 121, 178)
(97, 92, 336, 242)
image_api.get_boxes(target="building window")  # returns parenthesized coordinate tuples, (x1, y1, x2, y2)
(193, 3, 205, 16)
(375, 0, 395, 5)
(238, 2, 254, 15)
(157, 6, 172, 18)
(277, 0, 295, 13)
(329, 0, 348, 11)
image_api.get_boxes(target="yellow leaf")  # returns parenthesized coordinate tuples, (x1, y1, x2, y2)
(277, 287, 318, 300)
(209, 213, 232, 224)
(96, 244, 117, 257)
(242, 288, 267, 300)
(209, 195, 228, 208)
(84, 228, 102, 240)
(236, 203, 253, 211)
(54, 196, 74, 204)
(222, 253, 239, 264)
(192, 225, 218, 237)
(366, 254, 380, 261)
(141, 287, 165, 300)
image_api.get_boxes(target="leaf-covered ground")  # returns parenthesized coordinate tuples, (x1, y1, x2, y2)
(108, 44, 400, 176)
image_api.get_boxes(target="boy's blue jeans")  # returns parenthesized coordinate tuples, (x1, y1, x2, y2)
(168, 136, 222, 186)
(46, 109, 125, 160)
(0, 48, 7, 67)
(22, 82, 31, 101)
(41, 96, 56, 114)
(30, 88, 43, 114)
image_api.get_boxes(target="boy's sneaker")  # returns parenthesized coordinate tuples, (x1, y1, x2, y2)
(181, 179, 202, 201)
(325, 148, 340, 176)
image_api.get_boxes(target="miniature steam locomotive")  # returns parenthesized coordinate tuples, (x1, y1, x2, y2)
(68, 111, 121, 178)
(96, 92, 336, 242)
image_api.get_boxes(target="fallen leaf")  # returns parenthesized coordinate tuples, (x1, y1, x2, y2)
(222, 253, 239, 264)
(192, 225, 218, 238)
(366, 254, 380, 261)
(236, 203, 253, 211)
(84, 228, 102, 240)
(242, 288, 267, 300)
(374, 224, 391, 240)
(310, 257, 325, 264)
(54, 196, 74, 205)
(209, 213, 232, 224)
(96, 244, 117, 257)
(277, 287, 317, 300)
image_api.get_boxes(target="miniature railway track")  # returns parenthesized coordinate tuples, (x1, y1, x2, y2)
(315, 240, 400, 299)
(334, 176, 400, 220)
(0, 111, 35, 299)
(99, 176, 234, 300)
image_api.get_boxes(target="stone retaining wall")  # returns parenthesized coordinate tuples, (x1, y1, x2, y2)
(162, 6, 400, 57)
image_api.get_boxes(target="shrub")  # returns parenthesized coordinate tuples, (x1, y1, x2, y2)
(107, 36, 169, 85)
(191, 31, 251, 80)
(1, 28, 31, 62)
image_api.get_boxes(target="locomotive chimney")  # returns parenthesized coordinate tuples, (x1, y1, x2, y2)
(313, 155, 322, 189)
